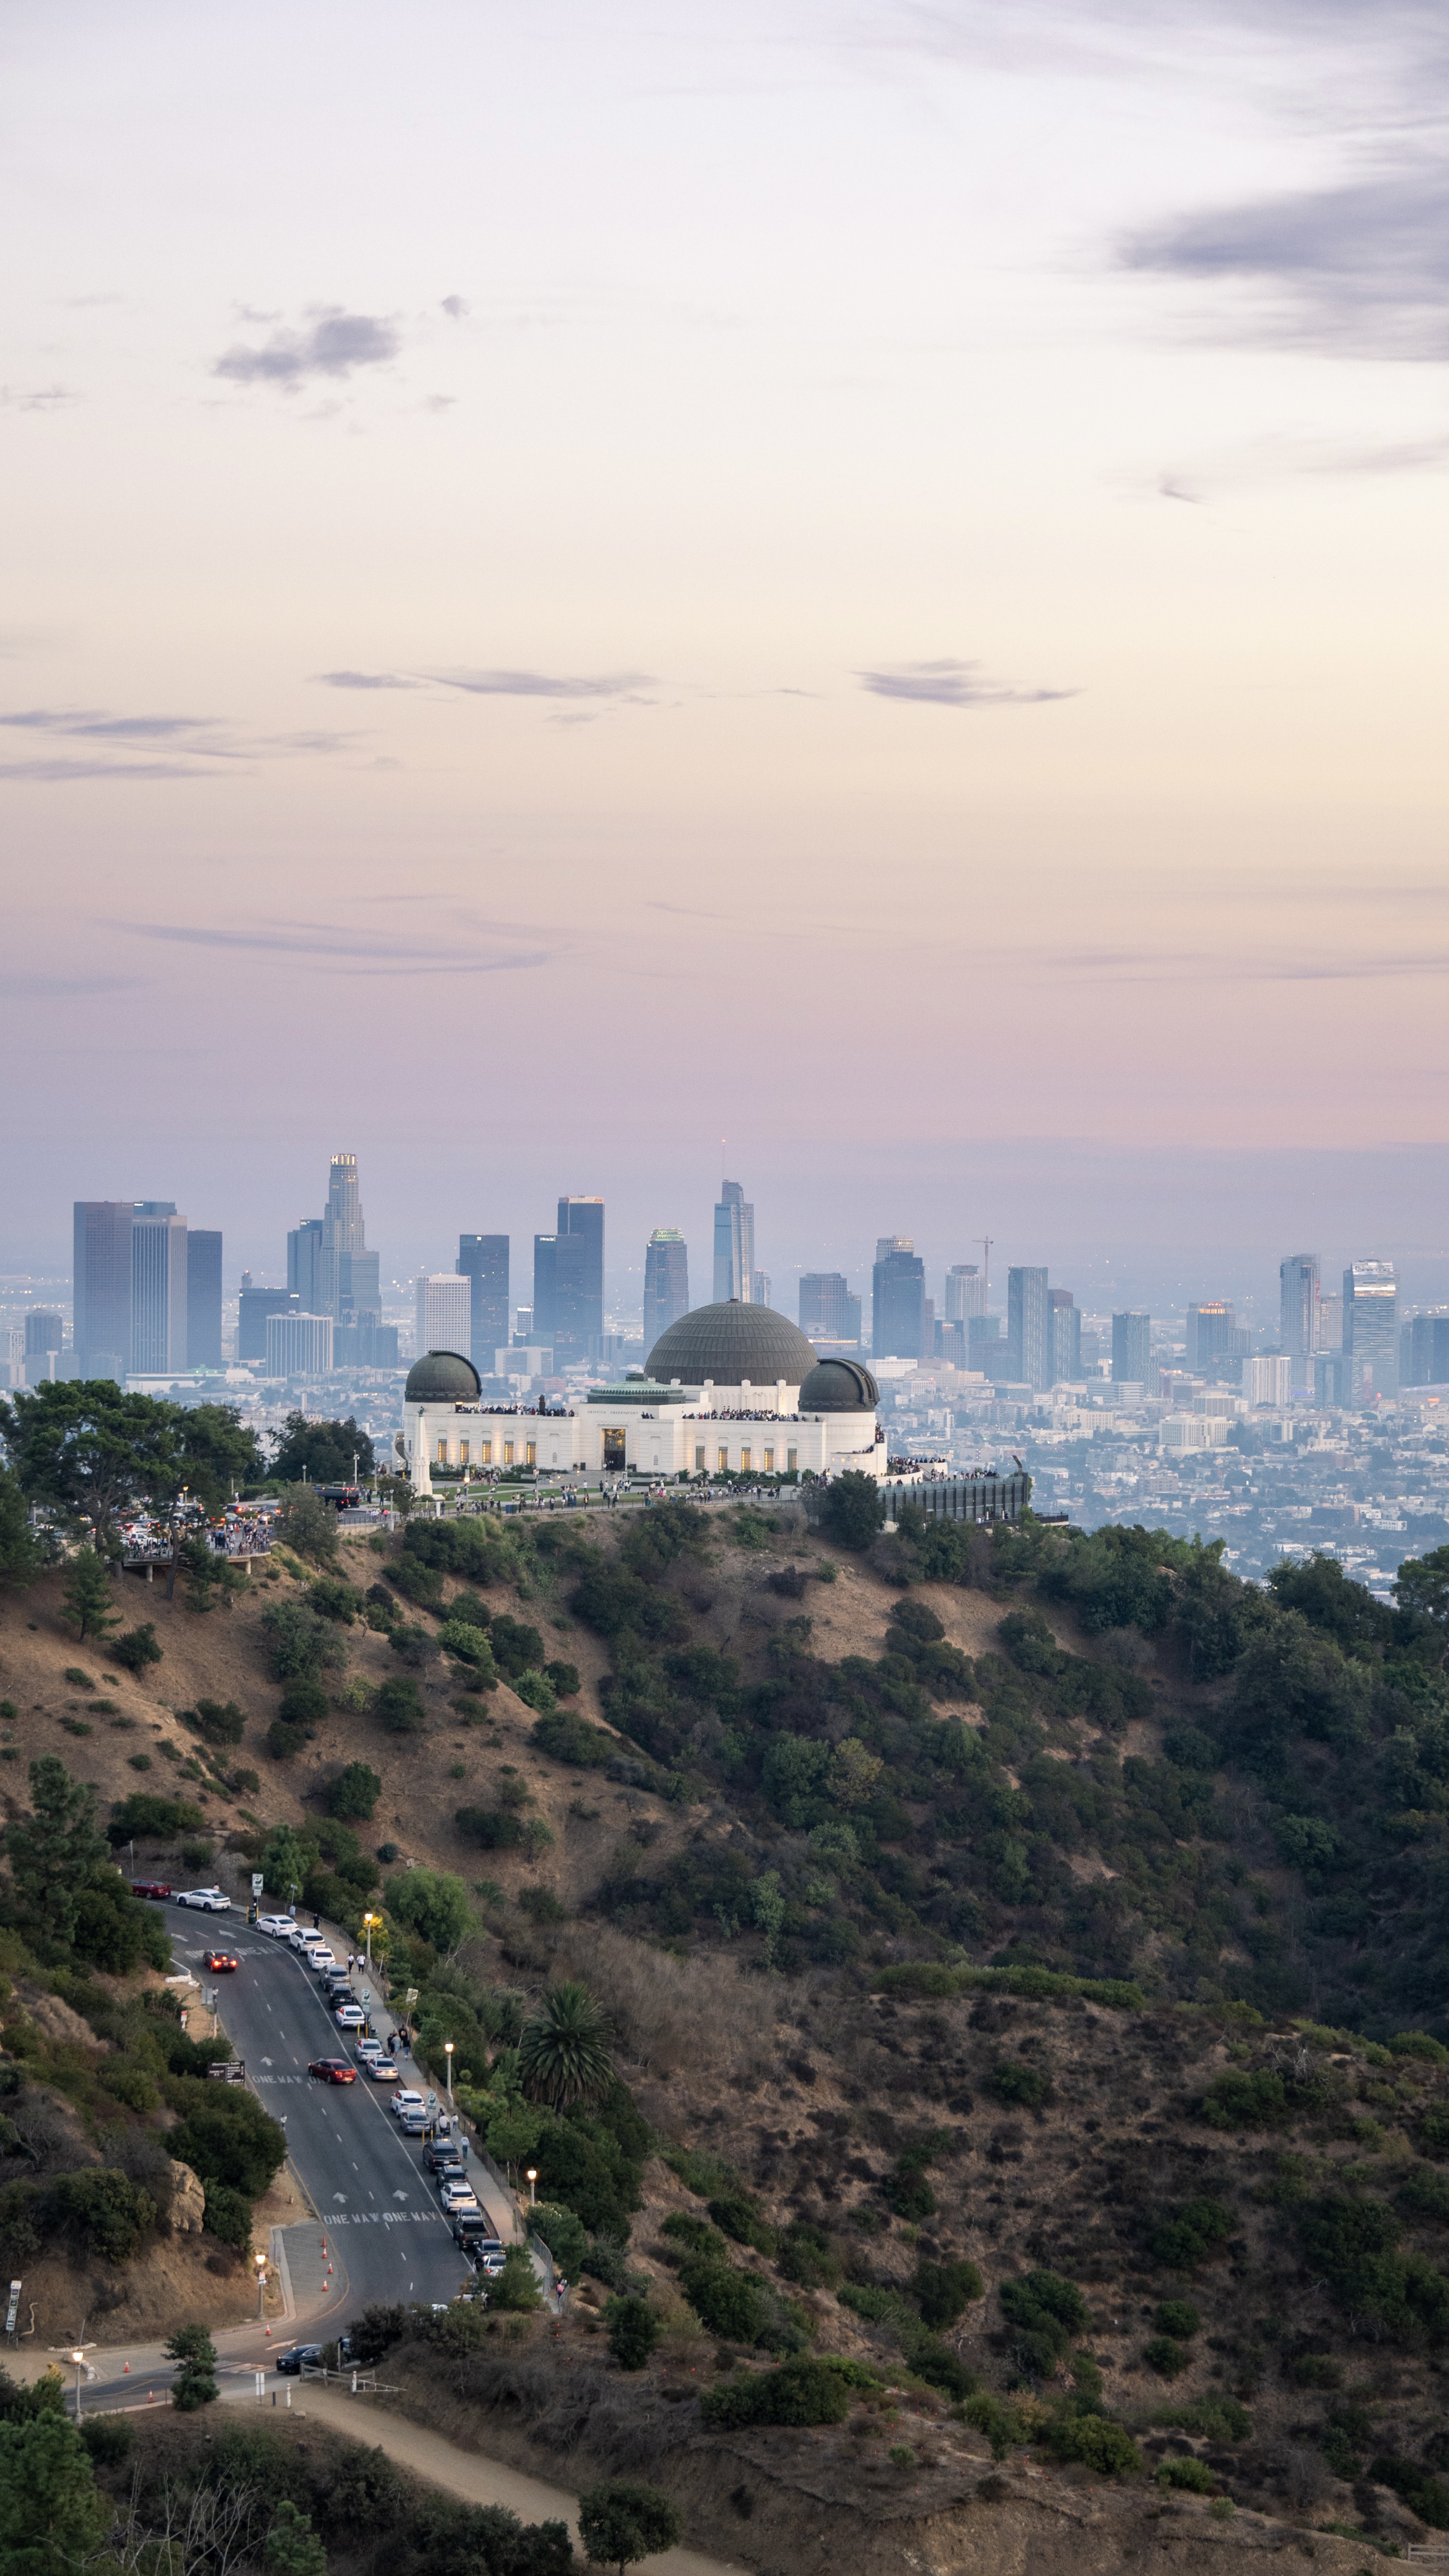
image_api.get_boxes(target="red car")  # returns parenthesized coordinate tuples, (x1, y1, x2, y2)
(308, 2058, 356, 2085)
(203, 1951, 240, 1974)
(131, 1881, 171, 1901)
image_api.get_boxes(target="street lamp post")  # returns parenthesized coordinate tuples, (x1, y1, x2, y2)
(444, 2040, 454, 2103)
(525, 2166, 537, 2208)
(255, 2250, 267, 2319)
(363, 1913, 375, 1971)
(69, 2348, 86, 2419)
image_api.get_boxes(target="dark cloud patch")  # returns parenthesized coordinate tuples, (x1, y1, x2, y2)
(427, 667, 655, 699)
(115, 919, 556, 978)
(213, 308, 402, 388)
(314, 670, 423, 690)
(859, 658, 1077, 707)
(440, 295, 470, 320)
(1123, 167, 1449, 358)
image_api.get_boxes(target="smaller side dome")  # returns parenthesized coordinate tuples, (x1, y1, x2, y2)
(798, 1357, 880, 1411)
(404, 1348, 481, 1403)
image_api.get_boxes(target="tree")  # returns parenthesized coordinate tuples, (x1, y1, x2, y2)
(0, 1380, 187, 1546)
(270, 1412, 375, 1485)
(578, 2482, 682, 2576)
(817, 1471, 886, 1552)
(261, 1599, 345, 1682)
(605, 2296, 660, 2371)
(261, 1824, 312, 1903)
(330, 1763, 383, 1821)
(275, 1487, 341, 1568)
(0, 2411, 108, 2567)
(530, 2201, 589, 2274)
(60, 1549, 119, 1641)
(385, 1868, 471, 1951)
(6, 1758, 110, 1945)
(265, 2498, 329, 2576)
(167, 2084, 287, 2199)
(1396, 1544, 1449, 1642)
(517, 1983, 613, 2110)
(0, 1468, 43, 1593)
(165, 2321, 219, 2410)
(377, 1676, 426, 1735)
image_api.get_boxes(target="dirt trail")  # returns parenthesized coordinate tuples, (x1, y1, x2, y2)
(291, 2386, 746, 2576)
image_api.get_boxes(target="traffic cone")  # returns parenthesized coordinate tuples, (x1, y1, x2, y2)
(123, 2362, 129, 2374)
(266, 2326, 271, 2337)
(148, 2391, 153, 2405)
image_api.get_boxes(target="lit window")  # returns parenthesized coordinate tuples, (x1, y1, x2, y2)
(436, 1440, 448, 1465)
(458, 1441, 469, 1466)
(480, 1440, 493, 1465)
(763, 1449, 774, 1472)
(694, 1445, 706, 1471)
(526, 1441, 537, 1467)
(718, 1447, 729, 1472)
(787, 1448, 798, 1472)
(741, 1448, 752, 1473)
(504, 1441, 515, 1466)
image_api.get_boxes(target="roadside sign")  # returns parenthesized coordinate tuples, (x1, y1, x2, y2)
(4, 2283, 19, 2337)
(404, 1987, 419, 2008)
(251, 1873, 265, 1897)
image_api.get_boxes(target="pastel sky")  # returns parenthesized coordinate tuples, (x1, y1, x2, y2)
(4, 0, 1447, 1302)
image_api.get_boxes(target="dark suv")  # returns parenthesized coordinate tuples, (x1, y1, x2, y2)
(423, 2141, 466, 2176)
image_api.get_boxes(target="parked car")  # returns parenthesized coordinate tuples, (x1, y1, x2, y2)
(439, 2179, 481, 2214)
(356, 2038, 382, 2062)
(202, 1950, 239, 1974)
(257, 1914, 294, 1937)
(174, 1888, 231, 1912)
(307, 2058, 356, 2085)
(390, 2090, 424, 2119)
(275, 2344, 324, 2376)
(320, 1978, 352, 2004)
(368, 2060, 399, 2084)
(306, 1947, 338, 1972)
(398, 2109, 429, 2135)
(130, 1880, 171, 1901)
(423, 2140, 465, 2175)
(334, 2003, 365, 2029)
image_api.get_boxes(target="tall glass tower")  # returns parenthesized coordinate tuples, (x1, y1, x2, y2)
(643, 1229, 689, 1354)
(1344, 1259, 1398, 1402)
(318, 1151, 379, 1320)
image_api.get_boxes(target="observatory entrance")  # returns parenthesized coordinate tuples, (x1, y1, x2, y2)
(602, 1428, 627, 1471)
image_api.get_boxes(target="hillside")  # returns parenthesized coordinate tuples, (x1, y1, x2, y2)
(5, 1493, 1449, 2560)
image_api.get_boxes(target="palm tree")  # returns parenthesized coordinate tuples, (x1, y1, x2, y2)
(517, 1981, 613, 2109)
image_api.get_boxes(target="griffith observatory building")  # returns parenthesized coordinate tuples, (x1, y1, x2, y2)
(400, 1298, 884, 1498)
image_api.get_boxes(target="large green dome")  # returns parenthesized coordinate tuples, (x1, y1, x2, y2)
(645, 1299, 817, 1386)
(404, 1349, 481, 1403)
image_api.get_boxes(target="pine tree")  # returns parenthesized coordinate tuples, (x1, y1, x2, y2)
(5, 1757, 110, 1945)
(61, 1547, 119, 1641)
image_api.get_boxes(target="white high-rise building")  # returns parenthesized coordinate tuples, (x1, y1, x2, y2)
(415, 1273, 472, 1359)
(1247, 1354, 1292, 1407)
(945, 1264, 987, 1322)
(266, 1312, 334, 1377)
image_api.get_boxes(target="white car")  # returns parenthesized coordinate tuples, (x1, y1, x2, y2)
(334, 2003, 365, 2029)
(356, 2039, 382, 2063)
(308, 1948, 338, 1973)
(257, 1915, 294, 1938)
(390, 2090, 424, 2120)
(174, 1888, 231, 1912)
(368, 2060, 399, 2085)
(440, 2182, 482, 2216)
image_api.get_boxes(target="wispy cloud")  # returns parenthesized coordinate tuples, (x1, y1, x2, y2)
(440, 295, 470, 320)
(426, 667, 656, 699)
(0, 707, 358, 780)
(0, 384, 79, 413)
(1123, 167, 1449, 360)
(859, 658, 1077, 706)
(213, 307, 402, 389)
(114, 918, 557, 978)
(314, 670, 424, 691)
(0, 971, 140, 997)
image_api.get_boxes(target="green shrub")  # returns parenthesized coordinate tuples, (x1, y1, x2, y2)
(837, 2283, 915, 2328)
(1157, 2457, 1215, 2493)
(1389, 2033, 1449, 2065)
(491, 2248, 542, 2312)
(1399, 2168, 1449, 2224)
(277, 1679, 329, 1730)
(105, 1792, 207, 1846)
(109, 1624, 163, 1673)
(49, 2168, 158, 2263)
(989, 2060, 1050, 2110)
(1291, 2353, 1342, 2389)
(167, 2080, 287, 2199)
(1148, 2197, 1234, 2271)
(1143, 2337, 1189, 2378)
(1201, 2070, 1294, 2129)
(544, 1661, 581, 1698)
(1048, 2413, 1143, 2477)
(329, 1764, 382, 1821)
(266, 1721, 304, 1761)
(660, 2213, 727, 2257)
(530, 1711, 613, 1768)
(189, 1699, 246, 1746)
(1369, 2456, 1449, 2529)
(1153, 2301, 1200, 2340)
(677, 2254, 771, 2342)
(999, 2270, 1090, 2377)
(376, 1677, 425, 1735)
(914, 2257, 984, 2328)
(777, 2222, 841, 2290)
(1149, 2395, 1252, 2442)
(606, 2295, 660, 2370)
(707, 2193, 776, 2255)
(531, 2202, 588, 2274)
(79, 2415, 133, 2467)
(203, 2182, 254, 2249)
(701, 2358, 852, 2429)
